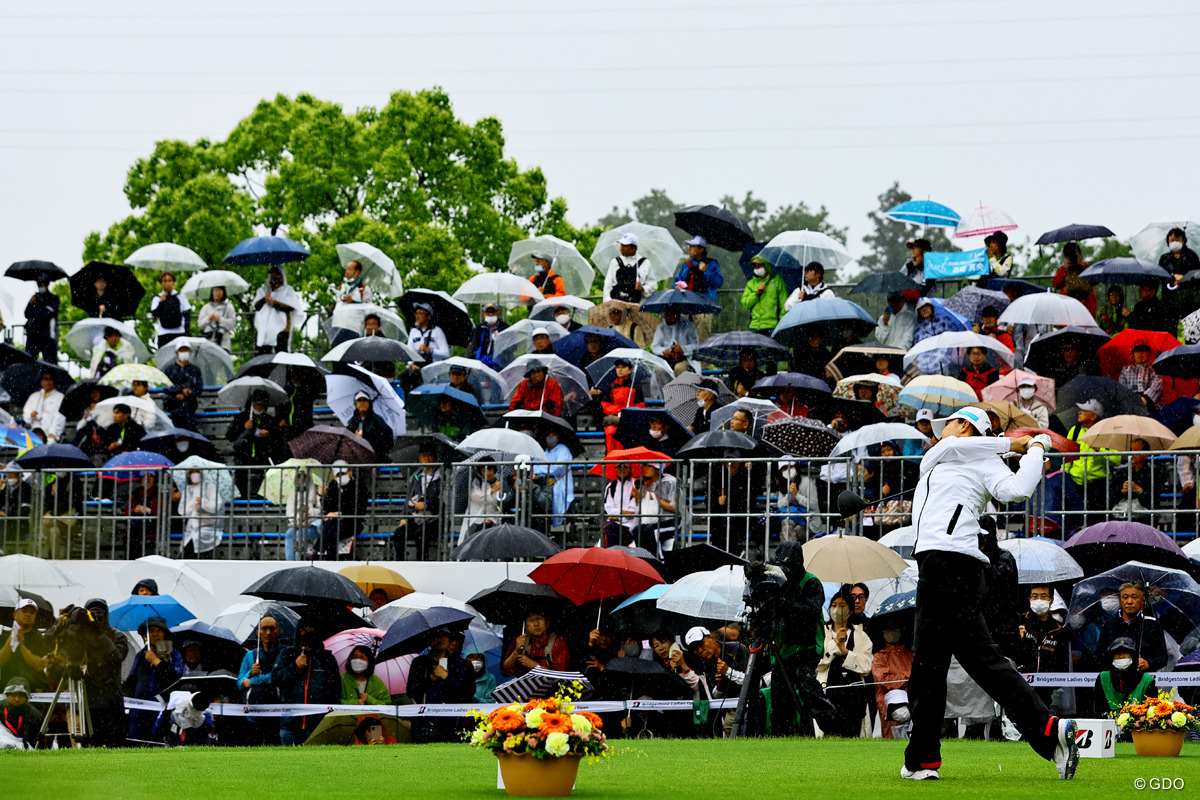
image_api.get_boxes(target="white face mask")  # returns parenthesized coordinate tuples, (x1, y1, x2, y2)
(470, 660, 484, 674)
(535, 264, 546, 273)
(1030, 599, 1051, 616)
(484, 315, 498, 325)
(5, 477, 18, 487)
(38, 285, 49, 294)
(555, 314, 571, 326)
(1193, 413, 1200, 428)
(1019, 386, 1036, 400)
(1169, 241, 1184, 254)
(349, 658, 369, 673)
(648, 429, 665, 440)
(1113, 657, 1134, 671)
(782, 468, 797, 481)
(177, 351, 191, 363)
(1100, 596, 1120, 614)
(883, 629, 902, 644)
(544, 435, 558, 449)
(829, 606, 850, 625)
(338, 474, 351, 487)
(753, 267, 766, 277)
(189, 473, 202, 485)
(176, 440, 190, 453)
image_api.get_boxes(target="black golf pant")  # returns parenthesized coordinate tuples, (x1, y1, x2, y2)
(905, 550, 1058, 771)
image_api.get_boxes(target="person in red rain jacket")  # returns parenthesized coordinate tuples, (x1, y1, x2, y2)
(508, 361, 563, 417)
(956, 346, 1000, 400)
(592, 358, 645, 451)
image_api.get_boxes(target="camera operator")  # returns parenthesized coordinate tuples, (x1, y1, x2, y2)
(683, 626, 748, 737)
(44, 599, 128, 747)
(122, 616, 182, 744)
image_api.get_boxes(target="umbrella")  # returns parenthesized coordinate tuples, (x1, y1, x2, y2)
(336, 241, 405, 298)
(451, 451, 518, 516)
(1130, 220, 1200, 263)
(69, 261, 146, 318)
(1079, 258, 1171, 286)
(1024, 326, 1110, 380)
(1080, 415, 1176, 451)
(452, 272, 545, 307)
(588, 352, 678, 404)
(328, 303, 408, 340)
(877, 526, 916, 559)
(154, 337, 235, 386)
(1063, 521, 1190, 575)
(709, 397, 787, 436)
(92, 395, 173, 435)
(884, 200, 960, 228)
(376, 606, 474, 661)
(304, 710, 412, 746)
(588, 446, 672, 481)
(1154, 397, 1200, 435)
(588, 299, 661, 339)
(983, 277, 1044, 298)
(5, 259, 67, 282)
(1035, 224, 1115, 245)
(695, 331, 790, 369)
(831, 422, 931, 457)
(1054, 375, 1152, 430)
(178, 270, 251, 301)
(422, 357, 510, 406)
(325, 364, 406, 437)
(530, 547, 665, 607)
(117, 556, 219, 622)
(397, 289, 472, 347)
(370, 592, 484, 629)
(15, 442, 91, 470)
(0, 588, 55, 629)
(758, 229, 853, 272)
(981, 369, 1057, 410)
(903, 331, 1014, 371)
(407, 385, 486, 431)
(126, 242, 207, 273)
(591, 222, 684, 283)
(170, 454, 238, 504)
(245, 565, 371, 608)
(260, 458, 332, 506)
(601, 655, 691, 700)
(0, 425, 38, 451)
(0, 343, 35, 371)
(611, 407, 693, 456)
(953, 206, 1017, 238)
(322, 338, 421, 369)
(972, 400, 1039, 432)
(467, 583, 565, 628)
(663, 544, 747, 582)
(491, 319, 571, 365)
(751, 372, 831, 397)
(458, 428, 546, 461)
(657, 564, 745, 621)
(761, 416, 843, 458)
(554, 325, 637, 368)
(998, 293, 1097, 328)
(452, 524, 562, 561)
(1067, 560, 1200, 647)
(217, 376, 287, 409)
(1003, 427, 1079, 454)
(673, 204, 754, 251)
(288, 425, 376, 464)
(107, 595, 196, 632)
(848, 271, 924, 296)
(609, 584, 688, 639)
(337, 565, 414, 603)
(0, 553, 79, 589)
(942, 286, 1011, 322)
(222, 235, 309, 267)
(1153, 344, 1200, 380)
(212, 599, 303, 646)
(1185, 309, 1200, 345)
(501, 410, 583, 455)
(499, 355, 591, 418)
(832, 373, 902, 417)
(998, 538, 1084, 584)
(98, 363, 172, 391)
(663, 372, 735, 424)
(676, 429, 780, 461)
(492, 669, 593, 704)
(100, 450, 175, 480)
(640, 288, 722, 315)
(772, 297, 876, 347)
(1098, 328, 1181, 380)
(507, 234, 595, 297)
(897, 375, 978, 415)
(529, 295, 594, 326)
(1, 360, 72, 398)
(802, 535, 910, 582)
(826, 346, 907, 381)
(65, 318, 151, 362)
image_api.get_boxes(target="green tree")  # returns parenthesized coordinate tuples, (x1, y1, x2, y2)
(859, 182, 956, 273)
(1009, 236, 1133, 278)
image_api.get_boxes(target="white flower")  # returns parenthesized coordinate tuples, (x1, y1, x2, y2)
(545, 731, 570, 757)
(570, 714, 593, 735)
(470, 726, 493, 745)
(1117, 712, 1130, 728)
(526, 708, 545, 729)
(1171, 711, 1188, 728)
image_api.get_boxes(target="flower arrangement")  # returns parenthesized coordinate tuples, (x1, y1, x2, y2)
(469, 684, 608, 761)
(1115, 692, 1200, 733)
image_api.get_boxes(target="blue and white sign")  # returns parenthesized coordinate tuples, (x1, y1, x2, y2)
(923, 248, 989, 279)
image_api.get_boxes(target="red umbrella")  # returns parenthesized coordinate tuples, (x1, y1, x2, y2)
(1004, 427, 1079, 455)
(1097, 329, 1181, 380)
(587, 446, 671, 480)
(529, 547, 665, 606)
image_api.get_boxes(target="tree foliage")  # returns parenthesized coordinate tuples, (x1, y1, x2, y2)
(858, 182, 957, 274)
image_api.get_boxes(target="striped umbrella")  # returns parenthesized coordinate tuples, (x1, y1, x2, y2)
(898, 375, 977, 416)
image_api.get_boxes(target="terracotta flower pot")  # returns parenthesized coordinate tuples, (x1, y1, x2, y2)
(1132, 729, 1186, 757)
(497, 753, 582, 797)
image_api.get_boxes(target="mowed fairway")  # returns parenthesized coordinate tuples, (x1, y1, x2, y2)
(4, 739, 1199, 800)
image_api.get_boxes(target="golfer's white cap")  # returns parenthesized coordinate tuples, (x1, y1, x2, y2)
(915, 409, 934, 423)
(684, 626, 710, 647)
(933, 406, 990, 436)
(684, 235, 707, 248)
(617, 233, 638, 246)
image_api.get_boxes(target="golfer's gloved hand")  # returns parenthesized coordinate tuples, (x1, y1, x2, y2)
(1029, 434, 1053, 453)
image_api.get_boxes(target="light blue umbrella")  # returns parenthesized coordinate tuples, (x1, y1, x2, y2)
(108, 594, 196, 632)
(897, 375, 978, 416)
(223, 235, 310, 267)
(884, 200, 960, 228)
(171, 454, 238, 504)
(772, 297, 877, 347)
(612, 583, 673, 613)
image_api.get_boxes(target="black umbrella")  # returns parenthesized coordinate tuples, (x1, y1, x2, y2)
(69, 261, 146, 318)
(330, 337, 419, 363)
(377, 606, 474, 661)
(677, 429, 781, 460)
(60, 380, 119, 421)
(827, 345, 908, 381)
(1, 360, 73, 400)
(750, 372, 831, 397)
(236, 352, 330, 384)
(502, 409, 584, 456)
(1054, 375, 1152, 430)
(1153, 345, 1200, 380)
(1079, 258, 1172, 286)
(611, 407, 693, 458)
(607, 545, 665, 576)
(452, 523, 563, 561)
(0, 588, 55, 628)
(0, 344, 35, 372)
(806, 396, 887, 429)
(601, 657, 691, 700)
(664, 543, 747, 581)
(288, 424, 376, 464)
(243, 565, 372, 608)
(468, 579, 566, 629)
(168, 620, 247, 673)
(139, 428, 220, 463)
(1034, 224, 1115, 245)
(398, 289, 471, 347)
(390, 433, 462, 464)
(1024, 326, 1109, 381)
(848, 271, 923, 296)
(694, 331, 791, 370)
(289, 601, 373, 638)
(673, 204, 754, 252)
(6, 260, 67, 283)
(15, 442, 92, 470)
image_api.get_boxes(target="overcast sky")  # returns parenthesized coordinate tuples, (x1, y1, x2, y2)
(3, 0, 1199, 275)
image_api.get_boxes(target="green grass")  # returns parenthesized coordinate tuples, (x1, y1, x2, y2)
(4, 739, 1199, 799)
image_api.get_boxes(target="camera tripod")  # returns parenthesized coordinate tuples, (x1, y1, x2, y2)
(729, 634, 805, 739)
(38, 675, 91, 747)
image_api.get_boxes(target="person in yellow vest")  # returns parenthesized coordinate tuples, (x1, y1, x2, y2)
(1091, 637, 1156, 721)
(1063, 399, 1121, 527)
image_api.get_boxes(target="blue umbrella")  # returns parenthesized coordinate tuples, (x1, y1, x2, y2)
(1080, 258, 1172, 286)
(694, 331, 789, 369)
(1154, 395, 1200, 434)
(555, 325, 636, 367)
(1034, 224, 1115, 245)
(750, 372, 831, 395)
(407, 384, 485, 429)
(222, 235, 310, 267)
(772, 297, 877, 347)
(101, 450, 175, 481)
(884, 200, 960, 228)
(108, 594, 197, 632)
(1153, 345, 1200, 380)
(920, 297, 972, 332)
(639, 288, 722, 315)
(14, 442, 91, 470)
(377, 606, 474, 661)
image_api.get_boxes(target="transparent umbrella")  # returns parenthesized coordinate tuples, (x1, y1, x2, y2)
(663, 372, 735, 424)
(93, 395, 173, 434)
(125, 242, 206, 272)
(831, 422, 929, 457)
(171, 454, 239, 504)
(709, 398, 788, 436)
(585, 348, 673, 388)
(115, 557, 219, 622)
(530, 295, 594, 325)
(492, 320, 571, 367)
(325, 365, 407, 437)
(508, 234, 595, 296)
(329, 303, 407, 339)
(217, 376, 288, 409)
(1130, 220, 1200, 263)
(421, 357, 510, 405)
(1067, 560, 1200, 650)
(903, 331, 1015, 371)
(212, 598, 302, 644)
(998, 538, 1083, 584)
(500, 354, 590, 417)
(154, 337, 235, 385)
(179, 270, 252, 302)
(0, 553, 80, 589)
(453, 272, 545, 307)
(457, 429, 547, 461)
(998, 293, 1097, 328)
(65, 318, 151, 363)
(758, 229, 853, 272)
(590, 222, 684, 283)
(953, 206, 1018, 238)
(260, 458, 331, 506)
(656, 565, 745, 620)
(336, 241, 404, 299)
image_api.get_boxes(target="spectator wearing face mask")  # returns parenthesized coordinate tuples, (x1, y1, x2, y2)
(178, 468, 222, 559)
(468, 303, 508, 368)
(533, 428, 574, 530)
(1091, 637, 1156, 719)
(1017, 584, 1071, 713)
(1013, 375, 1050, 429)
(741, 256, 787, 336)
(551, 305, 581, 333)
(774, 461, 808, 542)
(465, 651, 497, 703)
(528, 254, 566, 299)
(1094, 582, 1168, 673)
(871, 621, 914, 740)
(340, 645, 391, 706)
(817, 587, 874, 737)
(162, 342, 203, 432)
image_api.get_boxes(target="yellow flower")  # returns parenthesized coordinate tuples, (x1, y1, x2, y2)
(545, 731, 570, 757)
(1147, 707, 1157, 718)
(470, 725, 493, 745)
(526, 708, 545, 730)
(1171, 712, 1188, 727)
(570, 713, 593, 735)
(1117, 713, 1130, 728)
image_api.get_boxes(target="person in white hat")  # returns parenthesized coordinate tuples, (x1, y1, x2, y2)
(602, 232, 657, 303)
(1013, 374, 1050, 429)
(673, 235, 723, 341)
(912, 408, 937, 448)
(900, 408, 1080, 781)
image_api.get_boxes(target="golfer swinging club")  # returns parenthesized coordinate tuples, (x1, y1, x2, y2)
(901, 407, 1079, 781)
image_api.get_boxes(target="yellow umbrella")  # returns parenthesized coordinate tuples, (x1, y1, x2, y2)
(972, 400, 1039, 432)
(1081, 415, 1177, 451)
(802, 534, 909, 583)
(1169, 424, 1200, 451)
(260, 458, 330, 506)
(338, 564, 415, 602)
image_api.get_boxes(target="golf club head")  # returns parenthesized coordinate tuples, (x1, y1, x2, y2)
(836, 490, 869, 519)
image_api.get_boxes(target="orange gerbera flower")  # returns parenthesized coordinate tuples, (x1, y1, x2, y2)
(490, 708, 526, 732)
(578, 711, 603, 730)
(526, 698, 560, 713)
(537, 712, 573, 735)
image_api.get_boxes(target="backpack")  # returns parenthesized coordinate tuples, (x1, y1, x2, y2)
(613, 257, 646, 302)
(157, 293, 183, 329)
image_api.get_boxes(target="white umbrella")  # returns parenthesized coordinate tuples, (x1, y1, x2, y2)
(499, 354, 590, 417)
(591, 222, 684, 283)
(508, 234, 596, 297)
(877, 526, 916, 559)
(325, 364, 407, 437)
(115, 555, 219, 621)
(458, 428, 547, 460)
(0, 553, 80, 589)
(125, 242, 207, 272)
(212, 597, 303, 642)
(903, 330, 1015, 370)
(997, 292, 1097, 328)
(217, 376, 288, 409)
(831, 422, 929, 457)
(709, 398, 787, 436)
(179, 270, 252, 302)
(93, 395, 173, 434)
(492, 320, 571, 365)
(65, 318, 150, 362)
(154, 337, 235, 385)
(953, 206, 1018, 238)
(998, 539, 1084, 584)
(530, 295, 594, 325)
(759, 229, 853, 272)
(329, 303, 407, 340)
(656, 565, 745, 620)
(1130, 220, 1200, 263)
(336, 241, 404, 298)
(453, 272, 545, 307)
(421, 357, 510, 405)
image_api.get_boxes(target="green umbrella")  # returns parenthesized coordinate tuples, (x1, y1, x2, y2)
(303, 710, 412, 746)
